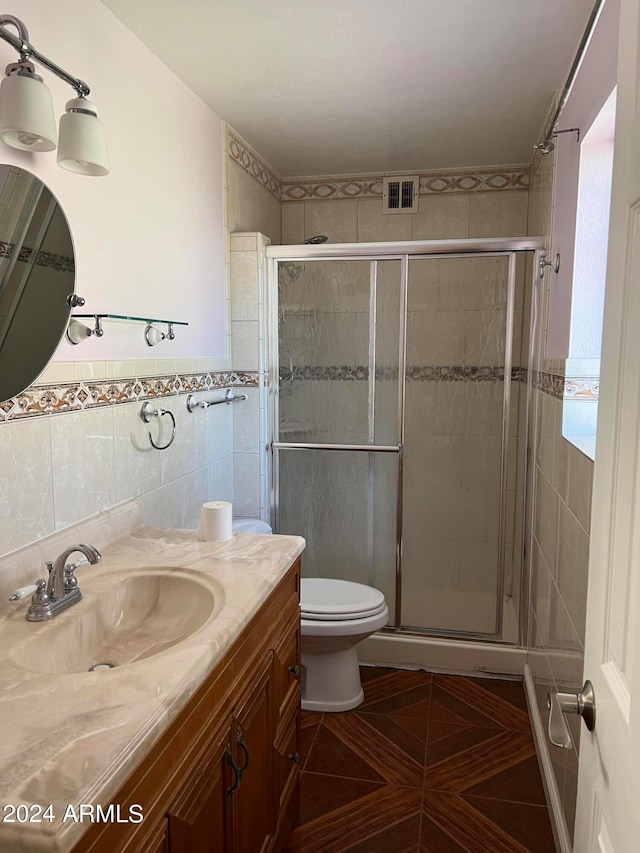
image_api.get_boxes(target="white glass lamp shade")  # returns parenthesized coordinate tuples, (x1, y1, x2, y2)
(57, 98, 109, 176)
(0, 71, 57, 151)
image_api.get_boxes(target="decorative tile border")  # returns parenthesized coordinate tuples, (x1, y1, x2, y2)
(227, 128, 281, 200)
(226, 125, 530, 206)
(0, 371, 260, 422)
(564, 377, 599, 400)
(280, 167, 530, 203)
(533, 371, 599, 401)
(0, 240, 74, 272)
(279, 365, 527, 383)
(533, 370, 564, 399)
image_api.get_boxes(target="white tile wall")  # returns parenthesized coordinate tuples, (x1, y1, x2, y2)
(50, 408, 117, 531)
(525, 149, 595, 843)
(0, 417, 55, 554)
(0, 392, 235, 560)
(229, 233, 270, 520)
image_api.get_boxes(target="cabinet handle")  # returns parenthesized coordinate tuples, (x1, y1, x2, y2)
(287, 752, 301, 763)
(225, 744, 240, 798)
(288, 665, 300, 677)
(236, 725, 250, 780)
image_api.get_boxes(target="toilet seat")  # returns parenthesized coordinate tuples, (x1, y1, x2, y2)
(301, 578, 386, 621)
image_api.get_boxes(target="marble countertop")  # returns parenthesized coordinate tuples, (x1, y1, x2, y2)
(0, 527, 305, 852)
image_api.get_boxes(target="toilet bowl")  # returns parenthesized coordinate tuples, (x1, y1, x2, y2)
(232, 518, 273, 534)
(300, 578, 388, 712)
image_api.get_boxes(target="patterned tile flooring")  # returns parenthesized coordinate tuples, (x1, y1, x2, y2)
(285, 667, 556, 853)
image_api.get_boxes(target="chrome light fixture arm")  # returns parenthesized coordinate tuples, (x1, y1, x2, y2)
(0, 15, 90, 97)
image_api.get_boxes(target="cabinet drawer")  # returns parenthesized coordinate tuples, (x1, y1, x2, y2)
(281, 558, 300, 604)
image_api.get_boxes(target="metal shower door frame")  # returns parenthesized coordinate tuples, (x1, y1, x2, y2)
(267, 237, 544, 644)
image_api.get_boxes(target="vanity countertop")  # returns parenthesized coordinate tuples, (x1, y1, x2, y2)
(0, 527, 305, 853)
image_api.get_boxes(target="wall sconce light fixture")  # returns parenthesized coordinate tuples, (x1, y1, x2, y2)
(0, 14, 109, 176)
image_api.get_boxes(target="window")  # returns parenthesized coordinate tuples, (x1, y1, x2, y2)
(562, 88, 616, 460)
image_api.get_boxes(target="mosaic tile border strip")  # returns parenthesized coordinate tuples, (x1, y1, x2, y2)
(0, 240, 74, 272)
(534, 371, 599, 401)
(227, 129, 281, 200)
(534, 370, 564, 399)
(0, 371, 260, 422)
(279, 365, 528, 382)
(280, 167, 530, 203)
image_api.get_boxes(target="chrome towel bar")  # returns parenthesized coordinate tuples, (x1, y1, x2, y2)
(186, 389, 248, 412)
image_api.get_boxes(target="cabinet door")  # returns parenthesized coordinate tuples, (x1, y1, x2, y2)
(273, 700, 300, 814)
(273, 613, 301, 717)
(232, 653, 275, 853)
(167, 724, 233, 853)
(140, 819, 169, 853)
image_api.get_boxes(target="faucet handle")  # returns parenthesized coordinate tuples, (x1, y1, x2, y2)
(8, 583, 37, 601)
(64, 564, 79, 591)
(8, 576, 49, 602)
(31, 578, 49, 605)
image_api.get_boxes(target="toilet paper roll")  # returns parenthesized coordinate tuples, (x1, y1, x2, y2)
(197, 501, 233, 542)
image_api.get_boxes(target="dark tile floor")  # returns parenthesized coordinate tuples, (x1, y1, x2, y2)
(285, 667, 556, 853)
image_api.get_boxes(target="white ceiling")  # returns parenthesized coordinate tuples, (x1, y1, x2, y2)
(101, 0, 595, 177)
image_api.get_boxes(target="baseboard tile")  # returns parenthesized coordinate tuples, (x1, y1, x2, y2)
(358, 632, 527, 677)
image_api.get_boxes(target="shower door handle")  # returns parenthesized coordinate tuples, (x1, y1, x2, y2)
(272, 442, 402, 453)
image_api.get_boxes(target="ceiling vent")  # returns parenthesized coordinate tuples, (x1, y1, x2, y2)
(382, 175, 419, 214)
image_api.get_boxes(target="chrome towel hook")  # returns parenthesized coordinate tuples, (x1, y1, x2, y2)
(140, 402, 176, 450)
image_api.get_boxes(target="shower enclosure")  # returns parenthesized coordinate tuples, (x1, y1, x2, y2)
(268, 239, 542, 644)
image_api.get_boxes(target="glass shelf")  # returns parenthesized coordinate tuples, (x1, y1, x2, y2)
(71, 313, 188, 326)
(66, 313, 188, 346)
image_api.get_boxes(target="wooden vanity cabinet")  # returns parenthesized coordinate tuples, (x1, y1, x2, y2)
(73, 558, 301, 853)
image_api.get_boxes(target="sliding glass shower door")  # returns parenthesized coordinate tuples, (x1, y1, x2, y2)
(272, 248, 523, 642)
(275, 258, 402, 621)
(402, 255, 515, 636)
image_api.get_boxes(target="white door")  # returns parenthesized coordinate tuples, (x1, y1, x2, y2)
(574, 0, 640, 848)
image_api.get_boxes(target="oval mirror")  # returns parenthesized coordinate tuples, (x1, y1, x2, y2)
(0, 165, 74, 404)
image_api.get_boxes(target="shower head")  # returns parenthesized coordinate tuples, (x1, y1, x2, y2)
(302, 235, 328, 244)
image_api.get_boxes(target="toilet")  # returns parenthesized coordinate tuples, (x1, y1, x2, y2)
(232, 518, 273, 534)
(231, 521, 387, 712)
(300, 578, 389, 712)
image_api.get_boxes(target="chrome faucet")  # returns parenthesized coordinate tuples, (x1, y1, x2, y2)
(23, 544, 102, 622)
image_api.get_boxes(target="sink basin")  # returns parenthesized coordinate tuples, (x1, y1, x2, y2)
(9, 570, 219, 675)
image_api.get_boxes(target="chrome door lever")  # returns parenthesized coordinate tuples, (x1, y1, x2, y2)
(547, 680, 596, 749)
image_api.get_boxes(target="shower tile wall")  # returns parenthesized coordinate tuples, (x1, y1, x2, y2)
(280, 189, 529, 245)
(225, 127, 282, 521)
(525, 148, 594, 842)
